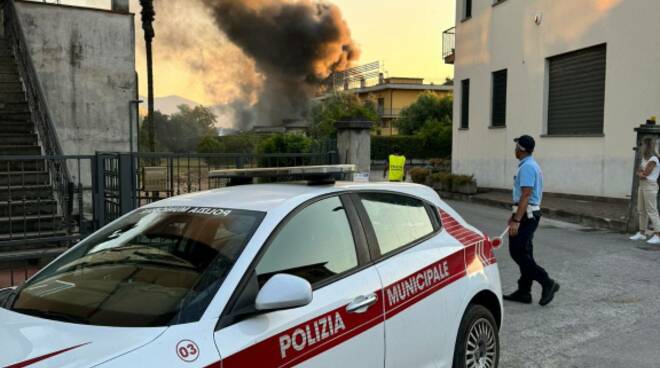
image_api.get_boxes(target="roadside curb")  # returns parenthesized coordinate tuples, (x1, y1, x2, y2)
(437, 191, 628, 233)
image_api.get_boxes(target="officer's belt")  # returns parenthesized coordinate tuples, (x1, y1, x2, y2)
(512, 205, 541, 218)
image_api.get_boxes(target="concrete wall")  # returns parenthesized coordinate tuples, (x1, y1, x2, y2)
(16, 1, 136, 156)
(452, 0, 660, 199)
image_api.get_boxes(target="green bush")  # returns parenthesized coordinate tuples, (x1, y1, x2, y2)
(197, 135, 224, 154)
(417, 118, 452, 159)
(217, 133, 265, 154)
(256, 133, 313, 155)
(429, 172, 452, 190)
(429, 173, 476, 193)
(409, 167, 431, 184)
(256, 133, 314, 167)
(451, 174, 475, 186)
(196, 133, 266, 154)
(372, 135, 451, 160)
(429, 158, 451, 171)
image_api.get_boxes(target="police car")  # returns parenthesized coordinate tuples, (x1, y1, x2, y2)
(0, 167, 503, 368)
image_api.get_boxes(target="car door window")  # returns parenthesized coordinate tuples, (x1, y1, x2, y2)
(359, 193, 435, 255)
(256, 196, 358, 287)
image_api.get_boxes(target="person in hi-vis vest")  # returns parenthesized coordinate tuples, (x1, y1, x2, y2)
(383, 146, 406, 182)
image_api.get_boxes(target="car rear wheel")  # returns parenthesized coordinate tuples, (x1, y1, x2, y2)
(452, 304, 499, 368)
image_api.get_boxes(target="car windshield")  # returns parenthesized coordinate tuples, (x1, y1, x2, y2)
(7, 206, 263, 328)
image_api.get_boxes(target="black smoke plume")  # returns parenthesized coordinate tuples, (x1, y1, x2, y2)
(200, 0, 360, 126)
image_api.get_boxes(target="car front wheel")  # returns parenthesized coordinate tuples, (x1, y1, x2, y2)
(452, 304, 500, 368)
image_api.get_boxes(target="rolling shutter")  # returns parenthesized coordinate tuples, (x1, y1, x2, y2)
(491, 69, 507, 127)
(547, 44, 606, 135)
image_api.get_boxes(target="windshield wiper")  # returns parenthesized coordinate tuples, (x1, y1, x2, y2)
(12, 308, 91, 325)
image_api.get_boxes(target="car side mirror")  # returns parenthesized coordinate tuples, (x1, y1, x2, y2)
(255, 274, 312, 312)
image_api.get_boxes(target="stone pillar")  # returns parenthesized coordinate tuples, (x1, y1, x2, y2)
(336, 120, 372, 182)
(111, 0, 130, 13)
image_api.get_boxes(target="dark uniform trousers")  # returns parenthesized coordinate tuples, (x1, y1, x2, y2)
(508, 211, 551, 293)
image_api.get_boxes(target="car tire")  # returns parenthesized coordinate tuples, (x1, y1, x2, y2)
(452, 304, 500, 368)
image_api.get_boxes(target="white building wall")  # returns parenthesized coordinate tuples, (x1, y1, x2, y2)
(452, 0, 660, 199)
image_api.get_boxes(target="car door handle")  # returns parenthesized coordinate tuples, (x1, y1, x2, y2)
(346, 293, 378, 314)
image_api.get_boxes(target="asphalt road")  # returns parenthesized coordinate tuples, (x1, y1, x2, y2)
(447, 200, 660, 368)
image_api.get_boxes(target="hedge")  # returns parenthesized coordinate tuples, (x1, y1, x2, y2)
(371, 135, 451, 160)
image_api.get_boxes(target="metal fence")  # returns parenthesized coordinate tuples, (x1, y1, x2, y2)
(97, 151, 337, 225)
(0, 155, 94, 247)
(0, 150, 337, 287)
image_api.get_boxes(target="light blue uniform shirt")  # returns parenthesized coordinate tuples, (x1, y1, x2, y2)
(513, 156, 543, 206)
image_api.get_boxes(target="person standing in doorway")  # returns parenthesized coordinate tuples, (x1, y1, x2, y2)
(504, 135, 560, 306)
(630, 137, 660, 244)
(383, 146, 406, 182)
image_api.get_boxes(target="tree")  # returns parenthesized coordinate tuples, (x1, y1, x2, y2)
(256, 133, 314, 167)
(309, 93, 379, 138)
(257, 133, 313, 155)
(139, 110, 168, 152)
(417, 117, 452, 158)
(396, 92, 452, 135)
(140, 105, 217, 152)
(197, 135, 224, 154)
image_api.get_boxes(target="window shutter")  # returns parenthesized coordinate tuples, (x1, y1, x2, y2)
(547, 44, 606, 135)
(461, 79, 470, 129)
(491, 69, 507, 127)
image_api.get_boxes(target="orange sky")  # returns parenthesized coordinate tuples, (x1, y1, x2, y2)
(70, 0, 456, 105)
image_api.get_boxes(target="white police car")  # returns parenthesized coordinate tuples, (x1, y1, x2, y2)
(0, 177, 503, 368)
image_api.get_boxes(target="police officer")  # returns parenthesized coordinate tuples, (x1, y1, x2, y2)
(384, 146, 406, 182)
(504, 135, 560, 306)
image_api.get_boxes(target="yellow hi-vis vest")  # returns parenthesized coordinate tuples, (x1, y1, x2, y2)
(388, 154, 406, 182)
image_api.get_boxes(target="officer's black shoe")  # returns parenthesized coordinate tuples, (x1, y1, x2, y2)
(503, 290, 532, 304)
(539, 280, 560, 306)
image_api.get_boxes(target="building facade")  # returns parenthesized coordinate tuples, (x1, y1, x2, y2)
(16, 0, 136, 155)
(336, 77, 452, 136)
(448, 0, 660, 199)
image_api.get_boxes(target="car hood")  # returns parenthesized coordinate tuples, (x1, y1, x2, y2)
(0, 307, 166, 368)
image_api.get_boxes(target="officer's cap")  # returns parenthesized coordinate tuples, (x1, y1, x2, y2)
(514, 135, 535, 153)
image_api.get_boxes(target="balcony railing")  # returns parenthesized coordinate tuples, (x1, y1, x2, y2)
(377, 107, 403, 118)
(443, 27, 455, 65)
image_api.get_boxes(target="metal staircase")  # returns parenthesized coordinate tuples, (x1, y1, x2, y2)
(0, 36, 63, 250)
(0, 0, 71, 263)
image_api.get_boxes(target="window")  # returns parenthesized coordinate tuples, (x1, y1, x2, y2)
(359, 193, 435, 255)
(11, 207, 263, 327)
(491, 69, 507, 127)
(256, 196, 358, 287)
(464, 0, 472, 19)
(547, 44, 606, 135)
(461, 79, 470, 129)
(378, 97, 385, 114)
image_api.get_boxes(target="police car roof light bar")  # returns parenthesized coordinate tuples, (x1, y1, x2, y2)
(208, 164, 357, 186)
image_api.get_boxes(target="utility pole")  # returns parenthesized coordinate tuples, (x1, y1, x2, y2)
(139, 0, 156, 152)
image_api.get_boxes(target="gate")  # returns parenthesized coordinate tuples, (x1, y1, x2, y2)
(0, 149, 337, 286)
(94, 151, 338, 225)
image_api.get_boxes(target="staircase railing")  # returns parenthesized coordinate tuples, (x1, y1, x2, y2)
(2, 0, 74, 232)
